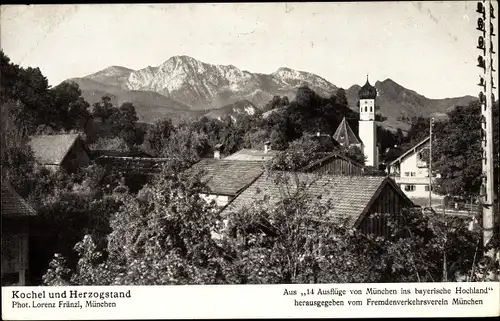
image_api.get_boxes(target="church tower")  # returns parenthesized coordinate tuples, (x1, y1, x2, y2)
(358, 77, 378, 168)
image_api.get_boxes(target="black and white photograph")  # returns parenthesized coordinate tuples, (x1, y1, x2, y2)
(1, 1, 499, 303)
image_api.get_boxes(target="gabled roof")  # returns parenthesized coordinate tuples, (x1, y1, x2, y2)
(299, 152, 365, 173)
(389, 136, 430, 166)
(187, 159, 265, 196)
(221, 172, 413, 227)
(1, 181, 37, 218)
(223, 149, 278, 161)
(28, 134, 86, 165)
(333, 117, 361, 146)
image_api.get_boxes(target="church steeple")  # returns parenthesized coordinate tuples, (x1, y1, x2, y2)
(333, 117, 361, 147)
(358, 76, 378, 168)
(359, 76, 377, 100)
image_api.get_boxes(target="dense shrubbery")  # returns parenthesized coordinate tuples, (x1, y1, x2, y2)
(43, 169, 497, 285)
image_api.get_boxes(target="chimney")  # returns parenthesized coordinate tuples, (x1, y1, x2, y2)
(264, 141, 271, 154)
(214, 143, 223, 159)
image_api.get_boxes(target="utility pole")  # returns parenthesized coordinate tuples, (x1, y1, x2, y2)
(477, 0, 496, 247)
(443, 220, 448, 282)
(428, 117, 434, 208)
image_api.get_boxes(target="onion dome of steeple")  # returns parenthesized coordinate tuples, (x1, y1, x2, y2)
(358, 76, 377, 100)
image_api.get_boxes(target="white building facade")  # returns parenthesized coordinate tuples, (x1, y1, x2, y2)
(387, 137, 443, 202)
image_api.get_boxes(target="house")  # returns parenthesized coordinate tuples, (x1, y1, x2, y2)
(1, 181, 37, 286)
(299, 152, 368, 176)
(221, 172, 414, 238)
(187, 159, 265, 207)
(386, 136, 443, 202)
(28, 134, 90, 173)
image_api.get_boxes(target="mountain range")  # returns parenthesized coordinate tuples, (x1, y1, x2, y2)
(65, 55, 476, 129)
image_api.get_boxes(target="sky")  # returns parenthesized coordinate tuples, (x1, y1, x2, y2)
(1, 2, 498, 99)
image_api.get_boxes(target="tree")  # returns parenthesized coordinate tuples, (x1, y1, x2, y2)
(270, 135, 322, 170)
(160, 124, 211, 166)
(224, 172, 385, 283)
(1, 51, 52, 132)
(92, 96, 116, 124)
(1, 52, 91, 134)
(43, 168, 237, 285)
(432, 101, 492, 198)
(377, 126, 404, 163)
(89, 136, 130, 152)
(110, 102, 139, 146)
(335, 88, 348, 108)
(339, 145, 366, 165)
(225, 171, 486, 283)
(29, 164, 124, 284)
(50, 81, 91, 131)
(143, 118, 174, 156)
(0, 100, 37, 197)
(400, 116, 430, 152)
(263, 95, 289, 112)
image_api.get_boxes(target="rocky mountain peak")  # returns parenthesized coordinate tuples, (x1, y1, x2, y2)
(72, 55, 475, 127)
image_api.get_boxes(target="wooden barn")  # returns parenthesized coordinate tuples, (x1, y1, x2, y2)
(28, 134, 90, 173)
(300, 152, 367, 176)
(1, 181, 37, 286)
(221, 172, 414, 238)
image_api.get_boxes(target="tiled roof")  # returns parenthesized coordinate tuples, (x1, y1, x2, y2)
(221, 172, 390, 227)
(28, 134, 83, 165)
(333, 117, 361, 146)
(188, 159, 266, 196)
(1, 181, 37, 218)
(95, 156, 171, 174)
(223, 149, 278, 162)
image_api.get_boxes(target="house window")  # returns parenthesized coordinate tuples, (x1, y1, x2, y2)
(365, 107, 367, 112)
(410, 172, 416, 177)
(404, 172, 410, 177)
(425, 185, 433, 192)
(370, 106, 373, 112)
(404, 185, 416, 192)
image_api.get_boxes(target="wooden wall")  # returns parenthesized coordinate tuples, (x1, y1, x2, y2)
(308, 157, 364, 176)
(357, 184, 412, 238)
